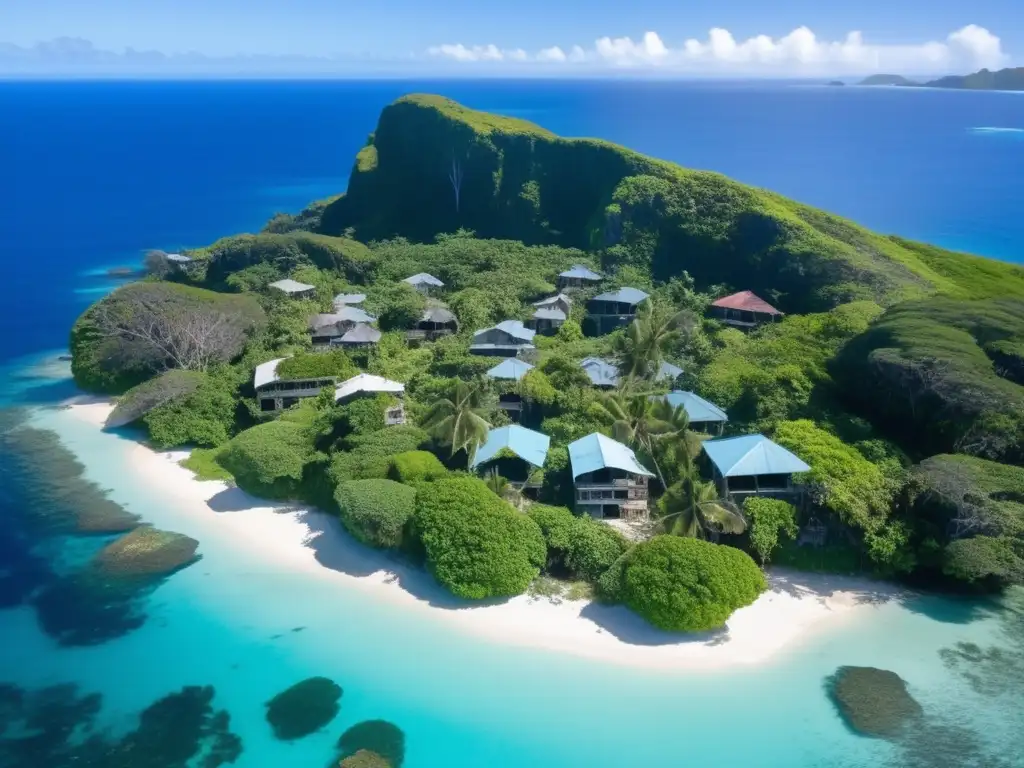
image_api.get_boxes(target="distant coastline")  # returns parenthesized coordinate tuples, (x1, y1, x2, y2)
(859, 66, 1024, 91)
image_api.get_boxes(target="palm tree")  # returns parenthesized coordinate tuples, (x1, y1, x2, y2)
(420, 379, 491, 465)
(656, 475, 747, 539)
(594, 389, 693, 487)
(612, 300, 695, 381)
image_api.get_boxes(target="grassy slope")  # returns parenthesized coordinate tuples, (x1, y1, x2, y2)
(319, 94, 1024, 311)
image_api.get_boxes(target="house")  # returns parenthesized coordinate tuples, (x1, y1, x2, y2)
(662, 391, 728, 434)
(534, 293, 572, 315)
(486, 358, 535, 419)
(470, 320, 536, 357)
(335, 323, 381, 348)
(407, 306, 459, 342)
(702, 434, 810, 501)
(332, 293, 366, 310)
(580, 357, 620, 388)
(254, 358, 337, 412)
(309, 308, 377, 347)
(557, 265, 603, 290)
(569, 433, 655, 521)
(587, 287, 650, 333)
(403, 273, 444, 295)
(269, 279, 317, 300)
(334, 373, 407, 425)
(531, 307, 567, 334)
(657, 361, 684, 383)
(471, 425, 550, 492)
(709, 291, 783, 329)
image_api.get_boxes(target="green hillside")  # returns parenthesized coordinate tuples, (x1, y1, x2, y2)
(319, 94, 1024, 313)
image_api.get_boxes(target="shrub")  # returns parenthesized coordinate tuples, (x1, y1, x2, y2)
(564, 517, 630, 582)
(744, 497, 798, 566)
(142, 372, 238, 449)
(370, 283, 427, 332)
(328, 426, 429, 484)
(413, 476, 546, 599)
(527, 504, 577, 556)
(389, 451, 446, 484)
(619, 536, 766, 632)
(335, 479, 417, 549)
(106, 370, 205, 428)
(943, 536, 1024, 591)
(218, 421, 315, 499)
(277, 350, 359, 381)
(264, 677, 343, 741)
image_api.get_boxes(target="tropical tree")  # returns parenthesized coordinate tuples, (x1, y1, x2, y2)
(655, 475, 747, 539)
(594, 389, 693, 487)
(420, 379, 491, 464)
(612, 300, 695, 381)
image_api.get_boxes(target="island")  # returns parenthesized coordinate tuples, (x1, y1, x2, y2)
(858, 74, 917, 86)
(827, 80, 845, 87)
(859, 67, 1024, 91)
(67, 94, 1024, 641)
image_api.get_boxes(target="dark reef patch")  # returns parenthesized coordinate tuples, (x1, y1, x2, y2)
(337, 720, 406, 768)
(265, 677, 343, 740)
(827, 666, 922, 739)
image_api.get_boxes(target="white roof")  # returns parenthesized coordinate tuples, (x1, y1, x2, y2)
(403, 273, 444, 288)
(335, 373, 405, 403)
(269, 279, 315, 294)
(254, 358, 286, 389)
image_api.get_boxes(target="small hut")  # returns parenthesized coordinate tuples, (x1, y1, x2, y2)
(253, 358, 337, 412)
(568, 433, 654, 521)
(472, 425, 551, 493)
(470, 320, 536, 357)
(709, 291, 782, 329)
(557, 265, 603, 290)
(663, 391, 728, 434)
(580, 357, 620, 389)
(587, 287, 650, 333)
(334, 373, 407, 425)
(335, 323, 381, 348)
(702, 434, 809, 501)
(309, 307, 377, 347)
(332, 292, 367, 310)
(407, 306, 459, 342)
(269, 279, 317, 300)
(403, 272, 444, 296)
(486, 358, 535, 419)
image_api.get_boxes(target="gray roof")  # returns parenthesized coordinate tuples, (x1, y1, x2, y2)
(403, 272, 444, 288)
(333, 293, 366, 306)
(421, 306, 458, 325)
(310, 308, 377, 332)
(534, 293, 573, 308)
(254, 358, 285, 389)
(469, 343, 536, 354)
(339, 324, 382, 344)
(591, 287, 650, 305)
(269, 279, 316, 295)
(559, 265, 603, 281)
(580, 357, 620, 388)
(657, 361, 684, 381)
(663, 391, 728, 423)
(533, 307, 567, 322)
(473, 320, 536, 343)
(568, 433, 654, 479)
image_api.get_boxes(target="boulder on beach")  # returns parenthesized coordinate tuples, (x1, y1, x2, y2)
(93, 527, 201, 579)
(828, 666, 923, 738)
(265, 677, 343, 740)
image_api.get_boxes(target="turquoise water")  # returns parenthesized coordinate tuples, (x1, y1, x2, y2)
(0, 400, 1020, 766)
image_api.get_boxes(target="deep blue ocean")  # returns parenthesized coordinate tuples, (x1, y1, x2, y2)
(1, 80, 1023, 767)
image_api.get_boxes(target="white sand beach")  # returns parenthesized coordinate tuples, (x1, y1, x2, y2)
(62, 399, 906, 672)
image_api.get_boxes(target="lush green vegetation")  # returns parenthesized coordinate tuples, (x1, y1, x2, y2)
(923, 66, 1024, 91)
(412, 476, 546, 599)
(67, 94, 1024, 630)
(610, 536, 766, 632)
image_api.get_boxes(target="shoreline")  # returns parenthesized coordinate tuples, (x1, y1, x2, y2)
(55, 398, 908, 672)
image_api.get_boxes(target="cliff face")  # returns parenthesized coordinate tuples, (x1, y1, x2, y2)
(319, 94, 1024, 312)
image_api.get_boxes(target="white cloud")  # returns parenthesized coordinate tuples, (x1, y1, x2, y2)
(427, 24, 1009, 74)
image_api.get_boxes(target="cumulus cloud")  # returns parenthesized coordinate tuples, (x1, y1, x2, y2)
(427, 24, 1009, 74)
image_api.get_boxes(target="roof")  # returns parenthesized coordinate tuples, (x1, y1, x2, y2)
(339, 324, 382, 344)
(702, 434, 810, 478)
(559, 265, 603, 281)
(269, 279, 316, 294)
(533, 307, 567, 321)
(657, 361, 684, 381)
(403, 272, 444, 288)
(580, 357, 620, 388)
(421, 306, 458, 325)
(568, 433, 654, 480)
(165, 253, 192, 263)
(253, 358, 285, 389)
(711, 291, 783, 315)
(472, 425, 551, 469)
(486, 358, 535, 381)
(469, 343, 536, 354)
(334, 373, 405, 402)
(591, 287, 650, 305)
(309, 307, 377, 332)
(663, 391, 728, 423)
(333, 293, 366, 306)
(534, 293, 572, 308)
(473, 320, 536, 343)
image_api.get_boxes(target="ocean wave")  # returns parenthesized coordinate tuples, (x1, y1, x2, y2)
(970, 126, 1024, 135)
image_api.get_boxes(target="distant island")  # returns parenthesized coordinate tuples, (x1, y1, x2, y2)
(827, 81, 845, 87)
(859, 66, 1024, 91)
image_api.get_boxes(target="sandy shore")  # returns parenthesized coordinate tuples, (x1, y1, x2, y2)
(60, 399, 906, 671)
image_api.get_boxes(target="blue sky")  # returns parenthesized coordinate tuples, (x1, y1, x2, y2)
(0, 0, 1019, 76)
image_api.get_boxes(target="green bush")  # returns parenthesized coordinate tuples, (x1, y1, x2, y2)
(619, 536, 766, 632)
(106, 370, 205, 428)
(335, 479, 417, 549)
(143, 373, 238, 449)
(744, 497, 798, 566)
(328, 426, 429, 484)
(943, 536, 1024, 591)
(564, 517, 630, 582)
(389, 451, 446, 484)
(277, 349, 359, 380)
(413, 475, 546, 599)
(369, 282, 427, 331)
(219, 421, 315, 499)
(527, 504, 577, 571)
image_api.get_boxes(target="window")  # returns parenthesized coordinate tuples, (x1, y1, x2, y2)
(578, 491, 589, 501)
(614, 490, 627, 500)
(602, 490, 613, 500)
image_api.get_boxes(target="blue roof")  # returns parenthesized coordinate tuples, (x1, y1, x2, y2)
(657, 361, 684, 381)
(702, 435, 810, 478)
(559, 265, 602, 281)
(473, 425, 551, 469)
(580, 357, 620, 388)
(486, 358, 534, 381)
(663, 391, 728, 424)
(591, 287, 650, 305)
(568, 433, 654, 480)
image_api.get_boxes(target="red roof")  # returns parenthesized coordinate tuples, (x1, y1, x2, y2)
(711, 291, 782, 315)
